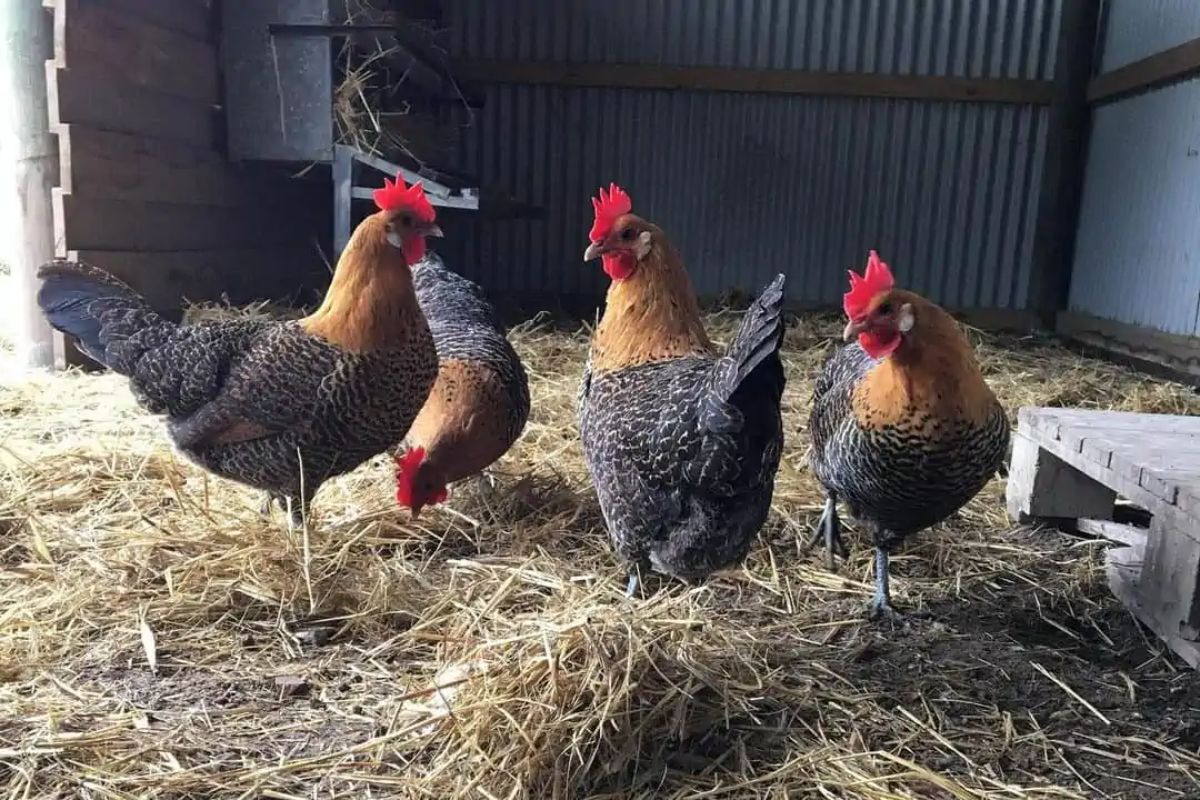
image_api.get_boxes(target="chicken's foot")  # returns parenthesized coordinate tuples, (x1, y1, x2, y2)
(806, 492, 849, 570)
(867, 546, 918, 625)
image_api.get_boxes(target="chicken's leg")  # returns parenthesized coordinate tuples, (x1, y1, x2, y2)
(867, 545, 903, 622)
(806, 491, 849, 570)
(624, 567, 641, 599)
(261, 492, 306, 527)
(282, 496, 307, 528)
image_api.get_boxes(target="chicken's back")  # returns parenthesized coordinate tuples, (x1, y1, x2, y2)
(407, 255, 530, 478)
(580, 353, 782, 579)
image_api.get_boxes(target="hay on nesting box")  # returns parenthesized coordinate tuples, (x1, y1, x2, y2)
(332, 1, 466, 166)
(2, 307, 1200, 798)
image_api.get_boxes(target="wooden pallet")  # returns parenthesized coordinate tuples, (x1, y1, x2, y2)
(1006, 407, 1200, 667)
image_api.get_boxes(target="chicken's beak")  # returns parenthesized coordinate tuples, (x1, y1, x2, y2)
(584, 240, 605, 262)
(421, 223, 444, 239)
(410, 502, 424, 520)
(842, 318, 868, 342)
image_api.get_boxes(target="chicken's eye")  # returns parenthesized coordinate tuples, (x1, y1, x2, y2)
(876, 302, 893, 315)
(620, 227, 637, 242)
(399, 214, 414, 227)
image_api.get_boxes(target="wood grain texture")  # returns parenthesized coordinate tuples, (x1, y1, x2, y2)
(88, 0, 212, 41)
(56, 0, 218, 103)
(47, 64, 216, 147)
(58, 125, 271, 206)
(70, 247, 327, 313)
(54, 191, 317, 251)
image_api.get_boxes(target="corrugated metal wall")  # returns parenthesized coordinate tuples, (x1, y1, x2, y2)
(1098, 0, 1200, 71)
(1069, 1, 1200, 337)
(438, 0, 1064, 312)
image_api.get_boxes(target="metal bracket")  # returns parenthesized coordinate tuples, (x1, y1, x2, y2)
(333, 144, 479, 256)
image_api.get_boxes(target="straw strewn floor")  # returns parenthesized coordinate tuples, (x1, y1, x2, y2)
(2, 310, 1200, 798)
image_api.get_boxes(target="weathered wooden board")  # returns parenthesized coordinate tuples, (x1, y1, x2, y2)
(87, 0, 212, 41)
(70, 248, 326, 313)
(47, 64, 216, 148)
(1014, 407, 1200, 534)
(56, 0, 217, 104)
(54, 192, 316, 251)
(1012, 406, 1200, 668)
(59, 125, 275, 207)
(1109, 544, 1200, 669)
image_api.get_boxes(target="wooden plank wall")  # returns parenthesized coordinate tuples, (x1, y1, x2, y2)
(44, 0, 330, 358)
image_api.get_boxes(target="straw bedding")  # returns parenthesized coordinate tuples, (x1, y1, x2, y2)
(2, 305, 1200, 799)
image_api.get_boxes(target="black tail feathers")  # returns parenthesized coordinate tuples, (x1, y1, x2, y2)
(700, 274, 787, 433)
(723, 273, 786, 394)
(36, 260, 159, 371)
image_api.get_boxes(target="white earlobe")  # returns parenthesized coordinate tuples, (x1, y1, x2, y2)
(635, 230, 653, 260)
(898, 303, 915, 333)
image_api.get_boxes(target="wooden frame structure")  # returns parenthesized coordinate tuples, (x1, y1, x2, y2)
(43, 0, 329, 366)
(1008, 407, 1200, 667)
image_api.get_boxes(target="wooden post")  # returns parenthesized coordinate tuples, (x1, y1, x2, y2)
(0, 0, 57, 369)
(1006, 431, 1116, 523)
(1028, 0, 1102, 327)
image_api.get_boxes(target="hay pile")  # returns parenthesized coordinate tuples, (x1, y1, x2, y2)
(2, 310, 1200, 798)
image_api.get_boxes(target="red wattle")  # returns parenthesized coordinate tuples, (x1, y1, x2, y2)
(403, 236, 427, 266)
(602, 253, 636, 281)
(858, 331, 902, 360)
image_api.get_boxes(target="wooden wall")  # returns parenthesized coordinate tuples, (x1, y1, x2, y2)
(45, 0, 330, 344)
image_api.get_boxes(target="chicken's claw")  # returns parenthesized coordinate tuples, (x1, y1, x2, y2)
(867, 596, 907, 626)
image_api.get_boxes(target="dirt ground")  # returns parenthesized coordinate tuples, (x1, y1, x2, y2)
(2, 312, 1199, 798)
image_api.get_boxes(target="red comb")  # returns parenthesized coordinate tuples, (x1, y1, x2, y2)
(843, 250, 895, 320)
(393, 446, 426, 507)
(589, 183, 632, 241)
(373, 176, 435, 223)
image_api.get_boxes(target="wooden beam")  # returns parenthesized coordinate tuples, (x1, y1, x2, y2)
(54, 191, 318, 251)
(1076, 518, 1148, 548)
(58, 125, 278, 207)
(69, 248, 327, 313)
(1088, 35, 1200, 104)
(1056, 311, 1200, 387)
(452, 59, 1057, 106)
(47, 64, 216, 148)
(56, 0, 218, 104)
(91, 0, 211, 41)
(3, 0, 57, 368)
(1029, 0, 1100, 326)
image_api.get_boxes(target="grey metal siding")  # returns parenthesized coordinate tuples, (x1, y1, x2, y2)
(439, 0, 1062, 312)
(1069, 78, 1200, 336)
(1098, 0, 1200, 72)
(448, 0, 1060, 77)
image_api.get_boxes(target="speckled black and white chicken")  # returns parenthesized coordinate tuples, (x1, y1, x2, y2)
(577, 184, 787, 594)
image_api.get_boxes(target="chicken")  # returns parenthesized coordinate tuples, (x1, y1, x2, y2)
(393, 253, 530, 517)
(807, 251, 1010, 620)
(36, 176, 442, 523)
(577, 184, 786, 594)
